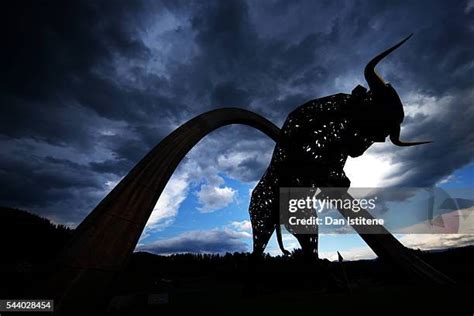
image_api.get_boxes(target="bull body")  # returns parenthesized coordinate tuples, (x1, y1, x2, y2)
(249, 93, 373, 258)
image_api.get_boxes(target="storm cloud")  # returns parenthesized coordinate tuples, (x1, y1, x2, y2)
(0, 0, 472, 227)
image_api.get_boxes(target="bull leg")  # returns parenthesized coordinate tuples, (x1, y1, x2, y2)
(294, 233, 319, 262)
(243, 226, 274, 297)
(292, 233, 322, 289)
(244, 175, 278, 297)
(252, 229, 273, 257)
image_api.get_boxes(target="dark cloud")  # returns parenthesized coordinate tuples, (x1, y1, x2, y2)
(210, 82, 251, 108)
(137, 229, 249, 254)
(0, 0, 472, 226)
(0, 1, 147, 96)
(0, 144, 105, 224)
(89, 158, 132, 176)
(386, 89, 474, 186)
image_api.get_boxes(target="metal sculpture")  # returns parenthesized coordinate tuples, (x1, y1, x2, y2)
(249, 34, 430, 261)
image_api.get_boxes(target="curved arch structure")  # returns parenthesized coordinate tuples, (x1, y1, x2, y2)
(43, 108, 453, 315)
(44, 108, 281, 314)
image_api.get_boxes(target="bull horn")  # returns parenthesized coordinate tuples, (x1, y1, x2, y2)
(364, 34, 413, 93)
(390, 125, 431, 147)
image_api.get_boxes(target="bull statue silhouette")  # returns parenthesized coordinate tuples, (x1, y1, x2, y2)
(249, 34, 430, 261)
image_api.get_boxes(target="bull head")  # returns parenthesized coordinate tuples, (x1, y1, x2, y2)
(364, 34, 431, 147)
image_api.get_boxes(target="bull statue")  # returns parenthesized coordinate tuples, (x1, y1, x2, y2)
(249, 34, 430, 261)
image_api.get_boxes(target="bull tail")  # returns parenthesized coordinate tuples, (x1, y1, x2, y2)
(276, 223, 290, 256)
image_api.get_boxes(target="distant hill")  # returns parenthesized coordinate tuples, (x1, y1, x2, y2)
(0, 207, 74, 264)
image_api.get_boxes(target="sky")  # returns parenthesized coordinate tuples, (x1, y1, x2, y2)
(1, 0, 473, 260)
